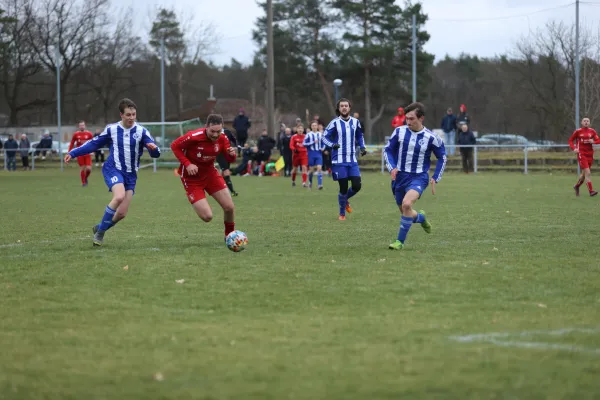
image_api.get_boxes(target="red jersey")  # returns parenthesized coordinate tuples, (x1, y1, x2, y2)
(391, 115, 405, 128)
(68, 130, 94, 151)
(290, 133, 307, 155)
(569, 127, 600, 155)
(170, 128, 236, 179)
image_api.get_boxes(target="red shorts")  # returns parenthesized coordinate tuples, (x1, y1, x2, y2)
(77, 154, 92, 167)
(181, 169, 227, 204)
(578, 153, 594, 169)
(293, 153, 308, 167)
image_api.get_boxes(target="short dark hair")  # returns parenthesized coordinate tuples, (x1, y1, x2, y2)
(118, 98, 137, 114)
(335, 98, 352, 116)
(404, 102, 425, 118)
(206, 114, 224, 126)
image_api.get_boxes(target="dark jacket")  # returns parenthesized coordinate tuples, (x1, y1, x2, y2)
(19, 138, 30, 157)
(233, 115, 251, 135)
(457, 130, 476, 147)
(456, 112, 470, 128)
(257, 135, 276, 153)
(223, 128, 238, 148)
(39, 136, 53, 151)
(280, 134, 292, 154)
(441, 114, 457, 132)
(4, 138, 18, 155)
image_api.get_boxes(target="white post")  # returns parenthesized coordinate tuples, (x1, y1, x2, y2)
(56, 46, 63, 172)
(575, 0, 581, 176)
(159, 37, 166, 174)
(381, 148, 385, 173)
(473, 146, 478, 174)
(524, 145, 528, 174)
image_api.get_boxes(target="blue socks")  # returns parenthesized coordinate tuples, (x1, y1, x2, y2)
(309, 172, 313, 184)
(98, 206, 116, 231)
(317, 172, 323, 186)
(413, 212, 425, 224)
(338, 193, 347, 215)
(397, 216, 413, 243)
(347, 187, 356, 199)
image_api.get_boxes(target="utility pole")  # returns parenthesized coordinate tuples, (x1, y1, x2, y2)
(412, 14, 417, 103)
(266, 0, 275, 139)
(575, 0, 581, 175)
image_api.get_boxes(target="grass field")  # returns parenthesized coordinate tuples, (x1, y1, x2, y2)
(1, 168, 599, 399)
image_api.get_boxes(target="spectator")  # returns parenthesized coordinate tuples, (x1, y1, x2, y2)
(94, 128, 105, 166)
(257, 129, 276, 176)
(391, 107, 406, 128)
(279, 127, 293, 177)
(311, 113, 325, 127)
(458, 123, 476, 173)
(232, 108, 251, 153)
(441, 107, 457, 156)
(4, 134, 18, 171)
(233, 142, 258, 176)
(37, 130, 53, 159)
(456, 104, 470, 129)
(19, 133, 30, 170)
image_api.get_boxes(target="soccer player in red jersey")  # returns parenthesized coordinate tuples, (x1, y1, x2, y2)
(170, 114, 238, 238)
(289, 124, 308, 187)
(68, 121, 95, 186)
(569, 117, 600, 197)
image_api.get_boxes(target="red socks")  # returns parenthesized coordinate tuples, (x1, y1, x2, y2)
(224, 222, 235, 236)
(80, 170, 86, 184)
(302, 173, 307, 183)
(246, 163, 252, 175)
(260, 163, 265, 175)
(292, 170, 297, 182)
(586, 181, 594, 193)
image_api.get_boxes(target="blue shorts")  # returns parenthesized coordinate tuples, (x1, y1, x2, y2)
(391, 172, 429, 205)
(308, 151, 323, 167)
(103, 165, 137, 192)
(331, 162, 361, 181)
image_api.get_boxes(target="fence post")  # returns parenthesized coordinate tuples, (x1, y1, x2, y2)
(153, 158, 157, 173)
(381, 148, 384, 173)
(523, 144, 528, 174)
(473, 146, 478, 174)
(3, 150, 6, 171)
(31, 151, 35, 170)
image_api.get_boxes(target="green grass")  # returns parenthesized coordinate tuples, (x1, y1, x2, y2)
(1, 168, 599, 399)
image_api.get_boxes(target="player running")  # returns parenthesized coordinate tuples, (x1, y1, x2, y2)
(569, 117, 600, 197)
(322, 98, 367, 220)
(170, 114, 238, 239)
(68, 121, 94, 186)
(290, 125, 308, 187)
(64, 98, 161, 246)
(303, 121, 324, 190)
(383, 102, 447, 250)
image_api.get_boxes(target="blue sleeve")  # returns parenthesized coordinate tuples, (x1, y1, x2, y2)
(356, 120, 366, 149)
(142, 129, 161, 158)
(431, 135, 447, 182)
(322, 121, 337, 147)
(303, 132, 314, 146)
(69, 128, 110, 157)
(383, 128, 400, 172)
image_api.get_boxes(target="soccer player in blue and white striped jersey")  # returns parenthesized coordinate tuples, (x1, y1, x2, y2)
(383, 102, 447, 250)
(322, 98, 367, 220)
(64, 98, 161, 246)
(303, 121, 324, 189)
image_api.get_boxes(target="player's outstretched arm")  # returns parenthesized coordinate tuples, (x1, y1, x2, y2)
(68, 131, 108, 158)
(356, 120, 367, 152)
(568, 130, 579, 151)
(383, 129, 400, 173)
(142, 131, 161, 158)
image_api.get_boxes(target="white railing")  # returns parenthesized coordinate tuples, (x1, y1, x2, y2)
(376, 144, 576, 174)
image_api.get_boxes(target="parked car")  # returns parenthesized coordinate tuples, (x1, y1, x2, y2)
(29, 140, 71, 155)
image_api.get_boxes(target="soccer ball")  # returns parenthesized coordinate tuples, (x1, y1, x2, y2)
(226, 230, 248, 252)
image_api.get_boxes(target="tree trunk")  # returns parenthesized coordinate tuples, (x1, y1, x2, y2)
(364, 65, 372, 144)
(177, 66, 184, 119)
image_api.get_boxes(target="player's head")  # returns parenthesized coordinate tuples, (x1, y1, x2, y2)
(295, 124, 304, 134)
(310, 121, 318, 132)
(118, 98, 137, 129)
(582, 117, 591, 127)
(78, 121, 86, 131)
(205, 114, 224, 141)
(317, 123, 324, 132)
(336, 98, 351, 118)
(404, 102, 426, 132)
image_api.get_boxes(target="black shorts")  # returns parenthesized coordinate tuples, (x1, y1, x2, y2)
(256, 151, 271, 163)
(216, 154, 230, 170)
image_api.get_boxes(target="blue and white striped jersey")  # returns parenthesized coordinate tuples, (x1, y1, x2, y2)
(68, 122, 161, 173)
(383, 125, 447, 182)
(322, 116, 365, 164)
(303, 130, 324, 151)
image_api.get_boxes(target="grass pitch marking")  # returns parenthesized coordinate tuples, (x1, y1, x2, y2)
(449, 328, 600, 356)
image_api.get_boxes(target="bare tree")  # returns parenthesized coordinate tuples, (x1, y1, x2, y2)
(24, 0, 108, 122)
(0, 0, 47, 125)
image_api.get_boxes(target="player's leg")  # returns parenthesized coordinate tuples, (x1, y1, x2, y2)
(583, 164, 597, 196)
(259, 160, 266, 176)
(316, 164, 323, 189)
(222, 168, 238, 196)
(211, 188, 236, 237)
(335, 168, 350, 219)
(291, 157, 298, 186)
(389, 189, 419, 249)
(192, 198, 214, 222)
(93, 181, 127, 246)
(77, 157, 87, 185)
(84, 155, 92, 183)
(301, 163, 308, 187)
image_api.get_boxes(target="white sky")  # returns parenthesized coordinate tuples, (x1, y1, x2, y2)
(123, 0, 600, 66)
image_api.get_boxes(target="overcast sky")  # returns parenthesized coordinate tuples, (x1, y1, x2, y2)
(125, 0, 600, 66)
